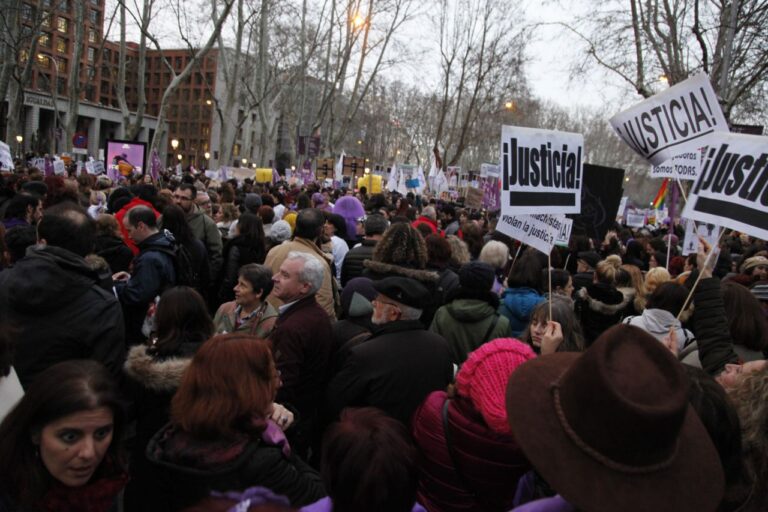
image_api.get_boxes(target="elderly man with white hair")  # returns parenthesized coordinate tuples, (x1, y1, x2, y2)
(269, 250, 333, 458)
(412, 205, 440, 236)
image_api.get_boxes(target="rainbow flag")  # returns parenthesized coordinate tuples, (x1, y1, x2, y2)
(651, 178, 669, 209)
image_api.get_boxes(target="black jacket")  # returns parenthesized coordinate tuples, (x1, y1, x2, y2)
(95, 234, 134, 273)
(0, 245, 126, 388)
(115, 232, 176, 345)
(575, 283, 630, 347)
(217, 235, 266, 303)
(325, 319, 453, 425)
(691, 275, 739, 375)
(143, 423, 325, 511)
(340, 239, 376, 287)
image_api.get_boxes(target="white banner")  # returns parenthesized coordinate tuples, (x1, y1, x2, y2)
(496, 213, 561, 255)
(682, 131, 768, 241)
(682, 219, 722, 256)
(480, 162, 500, 179)
(500, 125, 583, 215)
(0, 142, 13, 170)
(554, 217, 573, 247)
(626, 211, 646, 228)
(650, 151, 702, 181)
(609, 73, 728, 165)
(617, 196, 629, 221)
(53, 159, 67, 175)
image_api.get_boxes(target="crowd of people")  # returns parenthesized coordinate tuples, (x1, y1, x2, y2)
(0, 166, 766, 512)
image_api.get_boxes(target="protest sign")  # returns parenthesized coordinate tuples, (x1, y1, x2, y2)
(682, 131, 768, 240)
(554, 217, 573, 247)
(204, 170, 219, 180)
(480, 163, 501, 179)
(91, 160, 105, 175)
(53, 159, 67, 175)
(230, 167, 254, 183)
(609, 73, 728, 165)
(682, 219, 722, 256)
(500, 125, 583, 214)
(617, 196, 629, 221)
(465, 187, 483, 209)
(650, 151, 702, 181)
(30, 157, 46, 171)
(0, 142, 13, 170)
(566, 164, 624, 241)
(481, 177, 501, 211)
(626, 211, 646, 228)
(496, 213, 562, 255)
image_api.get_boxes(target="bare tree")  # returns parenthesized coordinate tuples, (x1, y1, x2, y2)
(116, 0, 150, 140)
(63, 0, 85, 151)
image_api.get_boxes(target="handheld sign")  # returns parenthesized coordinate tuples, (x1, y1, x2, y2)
(609, 73, 728, 165)
(651, 151, 702, 181)
(682, 131, 768, 240)
(0, 142, 13, 170)
(496, 213, 563, 255)
(500, 125, 583, 214)
(682, 219, 722, 256)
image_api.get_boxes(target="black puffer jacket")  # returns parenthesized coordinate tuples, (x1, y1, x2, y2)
(340, 239, 376, 287)
(0, 245, 126, 388)
(95, 233, 134, 273)
(575, 282, 630, 346)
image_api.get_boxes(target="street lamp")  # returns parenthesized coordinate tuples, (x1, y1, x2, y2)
(171, 138, 179, 151)
(505, 101, 515, 111)
(241, 158, 247, 166)
(177, 154, 183, 162)
(15, 135, 23, 159)
(204, 151, 210, 160)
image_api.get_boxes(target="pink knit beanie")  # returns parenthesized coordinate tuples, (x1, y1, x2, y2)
(455, 338, 536, 434)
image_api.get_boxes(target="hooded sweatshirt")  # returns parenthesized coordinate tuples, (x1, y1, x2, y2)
(624, 308, 694, 351)
(431, 299, 512, 365)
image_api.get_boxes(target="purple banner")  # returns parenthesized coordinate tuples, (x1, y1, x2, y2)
(481, 177, 501, 211)
(150, 149, 162, 181)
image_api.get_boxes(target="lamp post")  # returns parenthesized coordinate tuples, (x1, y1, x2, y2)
(15, 135, 23, 159)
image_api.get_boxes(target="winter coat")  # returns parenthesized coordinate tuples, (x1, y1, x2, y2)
(498, 287, 545, 338)
(624, 308, 694, 351)
(0, 245, 125, 389)
(575, 283, 630, 346)
(271, 295, 333, 456)
(184, 204, 223, 281)
(340, 239, 376, 287)
(412, 392, 531, 512)
(218, 235, 267, 303)
(430, 299, 512, 365)
(143, 422, 325, 511)
(326, 319, 453, 426)
(430, 266, 461, 306)
(412, 216, 440, 236)
(265, 238, 337, 318)
(123, 342, 198, 510)
(213, 300, 278, 339)
(115, 231, 176, 345)
(95, 234, 133, 273)
(362, 260, 442, 326)
(616, 286, 640, 319)
(679, 275, 739, 376)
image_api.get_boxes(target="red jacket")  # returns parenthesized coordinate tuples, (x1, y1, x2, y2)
(412, 391, 531, 512)
(412, 216, 440, 236)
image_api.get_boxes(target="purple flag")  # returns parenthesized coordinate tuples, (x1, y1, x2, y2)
(150, 150, 162, 181)
(481, 177, 501, 211)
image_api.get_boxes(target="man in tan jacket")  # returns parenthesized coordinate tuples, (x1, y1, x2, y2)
(264, 208, 337, 318)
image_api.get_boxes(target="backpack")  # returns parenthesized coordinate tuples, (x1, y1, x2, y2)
(153, 242, 201, 291)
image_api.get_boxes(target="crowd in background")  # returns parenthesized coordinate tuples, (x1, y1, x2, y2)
(0, 166, 766, 512)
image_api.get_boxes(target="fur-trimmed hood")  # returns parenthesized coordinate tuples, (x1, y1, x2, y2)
(576, 284, 630, 315)
(363, 259, 439, 283)
(124, 345, 192, 392)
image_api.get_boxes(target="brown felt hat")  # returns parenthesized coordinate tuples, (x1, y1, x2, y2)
(506, 324, 724, 512)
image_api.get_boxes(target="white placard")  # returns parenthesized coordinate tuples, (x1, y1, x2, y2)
(53, 159, 66, 175)
(618, 196, 629, 220)
(682, 131, 768, 241)
(626, 211, 646, 228)
(500, 125, 583, 214)
(609, 73, 729, 166)
(0, 142, 13, 170)
(480, 162, 500, 179)
(554, 218, 573, 247)
(682, 219, 722, 256)
(495, 213, 561, 255)
(650, 151, 702, 181)
(89, 160, 105, 175)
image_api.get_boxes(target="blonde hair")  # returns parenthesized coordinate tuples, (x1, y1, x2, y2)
(595, 254, 622, 285)
(479, 240, 509, 269)
(728, 366, 768, 501)
(446, 235, 470, 268)
(89, 190, 106, 206)
(635, 267, 671, 311)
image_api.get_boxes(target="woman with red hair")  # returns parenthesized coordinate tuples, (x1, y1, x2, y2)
(142, 334, 325, 511)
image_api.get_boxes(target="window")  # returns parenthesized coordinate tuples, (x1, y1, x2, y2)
(41, 12, 51, 27)
(22, 4, 34, 22)
(87, 47, 95, 62)
(89, 9, 98, 24)
(19, 50, 29, 64)
(102, 48, 111, 61)
(58, 0, 68, 11)
(88, 29, 97, 43)
(38, 33, 51, 47)
(85, 84, 95, 101)
(56, 38, 66, 53)
(57, 17, 68, 33)
(37, 54, 51, 68)
(42, 0, 52, 7)
(57, 77, 66, 94)
(232, 144, 240, 157)
(56, 58, 66, 73)
(90, 0, 99, 5)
